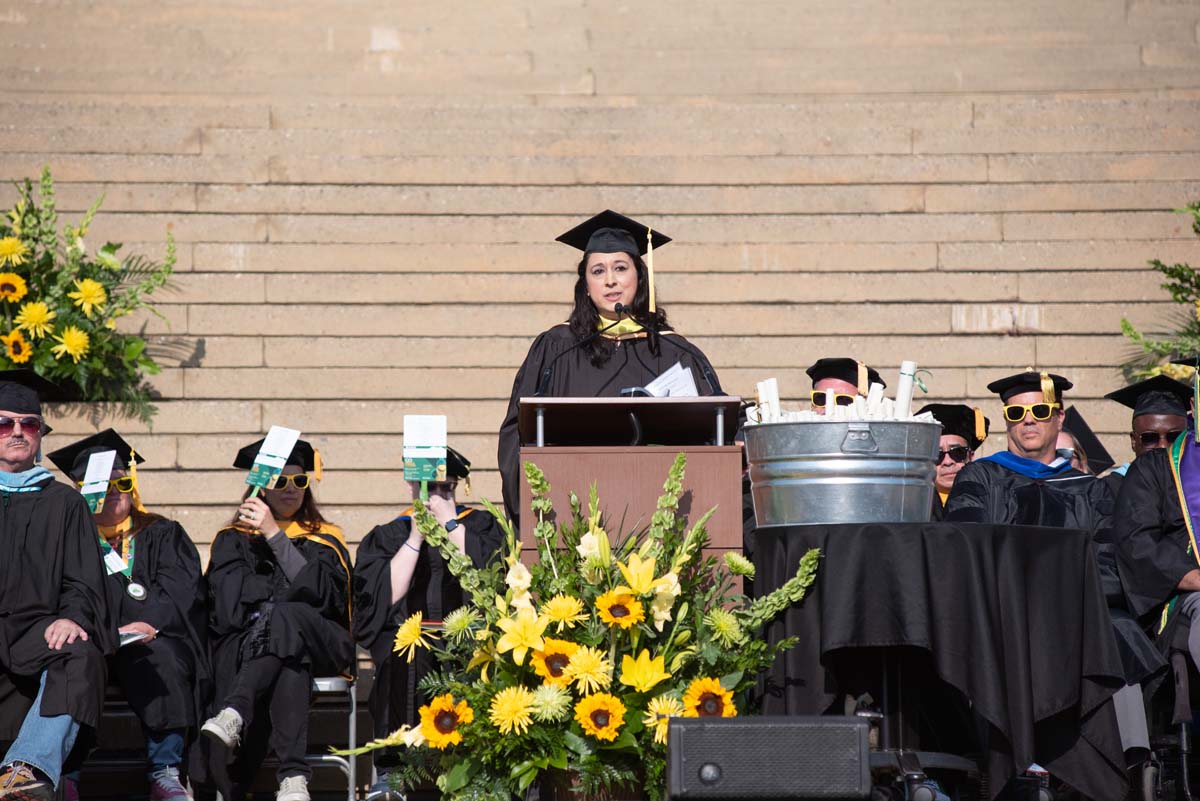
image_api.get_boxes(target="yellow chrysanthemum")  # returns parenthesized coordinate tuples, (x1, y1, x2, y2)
(1, 330, 31, 364)
(682, 677, 737, 718)
(495, 606, 548, 666)
(50, 326, 89, 363)
(418, 693, 473, 749)
(393, 611, 433, 662)
(489, 685, 535, 735)
(0, 273, 27, 304)
(563, 645, 612, 695)
(531, 637, 578, 687)
(618, 649, 671, 693)
(574, 692, 626, 742)
(616, 553, 659, 595)
(0, 238, 27, 268)
(596, 589, 645, 630)
(644, 694, 684, 745)
(14, 301, 55, 339)
(67, 278, 106, 317)
(542, 593, 588, 632)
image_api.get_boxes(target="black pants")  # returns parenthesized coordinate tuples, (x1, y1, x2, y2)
(224, 655, 312, 781)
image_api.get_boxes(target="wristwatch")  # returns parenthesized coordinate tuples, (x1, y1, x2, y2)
(444, 518, 461, 533)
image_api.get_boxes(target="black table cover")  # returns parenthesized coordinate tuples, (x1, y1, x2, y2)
(754, 522, 1128, 801)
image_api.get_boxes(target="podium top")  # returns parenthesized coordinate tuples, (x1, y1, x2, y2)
(518, 396, 742, 447)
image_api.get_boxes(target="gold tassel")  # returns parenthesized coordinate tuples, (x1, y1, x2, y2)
(646, 227, 656, 314)
(129, 446, 147, 513)
(857, 361, 868, 396)
(313, 448, 323, 482)
(1040, 371, 1055, 404)
(974, 407, 986, 444)
(464, 475, 471, 496)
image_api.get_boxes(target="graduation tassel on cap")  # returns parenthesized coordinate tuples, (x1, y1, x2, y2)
(974, 407, 987, 444)
(1039, 371, 1056, 404)
(856, 361, 869, 396)
(646, 227, 656, 314)
(313, 448, 323, 482)
(129, 445, 148, 513)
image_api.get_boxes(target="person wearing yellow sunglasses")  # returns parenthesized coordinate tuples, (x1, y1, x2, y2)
(805, 357, 885, 414)
(46, 429, 206, 801)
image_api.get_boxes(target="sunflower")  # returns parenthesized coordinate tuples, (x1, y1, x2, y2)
(0, 238, 27, 268)
(1, 330, 31, 364)
(682, 677, 737, 718)
(489, 685, 535, 735)
(14, 301, 55, 339)
(563, 645, 612, 695)
(618, 649, 671, 693)
(495, 606, 548, 666)
(50, 326, 89, 363)
(574, 693, 626, 742)
(67, 278, 106, 317)
(542, 594, 588, 632)
(531, 637, 578, 687)
(596, 589, 645, 630)
(393, 611, 433, 662)
(418, 693, 474, 749)
(0, 273, 27, 304)
(643, 694, 684, 745)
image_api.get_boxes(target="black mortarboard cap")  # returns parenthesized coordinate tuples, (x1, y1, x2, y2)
(986, 369, 1072, 403)
(1063, 406, 1115, 475)
(47, 428, 144, 482)
(0, 369, 59, 417)
(233, 437, 318, 472)
(805, 357, 886, 394)
(917, 403, 990, 451)
(556, 210, 672, 260)
(445, 446, 471, 480)
(1104, 375, 1190, 419)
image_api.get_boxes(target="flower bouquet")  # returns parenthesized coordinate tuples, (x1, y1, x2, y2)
(0, 167, 176, 422)
(343, 454, 819, 801)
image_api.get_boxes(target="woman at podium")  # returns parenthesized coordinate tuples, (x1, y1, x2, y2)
(498, 210, 723, 523)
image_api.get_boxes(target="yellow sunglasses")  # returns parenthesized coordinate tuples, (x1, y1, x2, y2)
(810, 389, 857, 408)
(76, 476, 135, 493)
(1002, 402, 1061, 423)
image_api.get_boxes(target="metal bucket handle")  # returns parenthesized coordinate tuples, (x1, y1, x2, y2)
(841, 422, 879, 454)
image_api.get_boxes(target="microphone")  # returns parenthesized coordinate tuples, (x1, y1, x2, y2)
(534, 305, 628, 397)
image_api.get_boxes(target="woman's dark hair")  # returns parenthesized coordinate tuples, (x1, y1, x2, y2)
(230, 481, 329, 533)
(567, 252, 669, 366)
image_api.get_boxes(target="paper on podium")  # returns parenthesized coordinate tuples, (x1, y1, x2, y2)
(644, 361, 699, 398)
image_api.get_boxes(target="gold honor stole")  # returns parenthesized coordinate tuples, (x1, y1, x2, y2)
(281, 519, 354, 625)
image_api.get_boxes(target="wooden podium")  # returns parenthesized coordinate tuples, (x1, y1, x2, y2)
(517, 396, 744, 555)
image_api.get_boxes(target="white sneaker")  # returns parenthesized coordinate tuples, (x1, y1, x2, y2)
(200, 707, 244, 748)
(276, 775, 310, 801)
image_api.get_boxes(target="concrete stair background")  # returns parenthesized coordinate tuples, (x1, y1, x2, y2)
(2, 0, 1199, 554)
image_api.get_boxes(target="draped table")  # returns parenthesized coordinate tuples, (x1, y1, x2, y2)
(752, 522, 1128, 801)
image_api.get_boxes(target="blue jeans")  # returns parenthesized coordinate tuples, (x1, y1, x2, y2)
(2, 672, 81, 788)
(146, 729, 185, 775)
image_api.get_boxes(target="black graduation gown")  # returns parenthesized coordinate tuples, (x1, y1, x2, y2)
(104, 518, 210, 732)
(353, 509, 504, 738)
(0, 480, 117, 739)
(498, 323, 721, 522)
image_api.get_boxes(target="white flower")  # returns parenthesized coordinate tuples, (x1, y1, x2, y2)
(506, 561, 532, 593)
(577, 532, 600, 562)
(650, 572, 681, 632)
(511, 589, 535, 611)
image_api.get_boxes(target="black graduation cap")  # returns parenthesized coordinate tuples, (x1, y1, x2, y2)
(46, 428, 144, 483)
(445, 446, 471, 480)
(916, 403, 990, 451)
(985, 369, 1072, 403)
(1104, 375, 1191, 419)
(233, 437, 321, 479)
(805, 357, 886, 395)
(0, 369, 59, 417)
(1063, 406, 1115, 475)
(556, 210, 672, 259)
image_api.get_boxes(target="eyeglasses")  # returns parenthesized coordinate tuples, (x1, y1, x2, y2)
(811, 390, 856, 408)
(1002, 402, 1061, 423)
(0, 416, 43, 437)
(1138, 430, 1185, 447)
(936, 446, 971, 464)
(271, 473, 310, 491)
(76, 476, 135, 493)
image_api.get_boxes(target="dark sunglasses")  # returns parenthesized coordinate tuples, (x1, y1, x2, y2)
(0, 416, 43, 437)
(272, 473, 310, 491)
(1137, 430, 1185, 447)
(936, 446, 971, 464)
(811, 390, 856, 408)
(1002, 402, 1060, 423)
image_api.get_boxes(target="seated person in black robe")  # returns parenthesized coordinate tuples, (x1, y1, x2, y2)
(806, 357, 884, 414)
(1101, 375, 1190, 495)
(915, 403, 990, 520)
(199, 439, 354, 801)
(46, 429, 208, 801)
(353, 446, 504, 799)
(498, 210, 723, 524)
(0, 371, 116, 801)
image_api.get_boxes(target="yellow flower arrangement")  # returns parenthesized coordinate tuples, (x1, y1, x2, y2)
(393, 611, 432, 662)
(0, 273, 27, 304)
(489, 685, 535, 735)
(563, 645, 612, 695)
(574, 692, 626, 742)
(541, 594, 588, 632)
(14, 301, 54, 339)
(1, 330, 31, 364)
(67, 277, 106, 317)
(0, 238, 27, 268)
(531, 637, 578, 687)
(618, 650, 671, 693)
(419, 693, 473, 749)
(495, 606, 548, 666)
(596, 589, 645, 629)
(682, 677, 737, 718)
(50, 326, 89, 363)
(643, 694, 684, 745)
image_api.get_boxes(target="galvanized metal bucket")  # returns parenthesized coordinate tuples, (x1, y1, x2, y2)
(744, 420, 941, 527)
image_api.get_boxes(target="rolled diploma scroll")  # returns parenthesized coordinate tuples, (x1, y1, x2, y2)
(894, 361, 918, 419)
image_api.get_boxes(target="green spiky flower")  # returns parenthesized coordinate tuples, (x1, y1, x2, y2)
(704, 608, 745, 648)
(443, 607, 481, 643)
(531, 684, 572, 723)
(723, 552, 756, 579)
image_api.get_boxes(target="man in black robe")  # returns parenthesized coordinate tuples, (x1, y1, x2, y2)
(0, 371, 115, 799)
(1102, 374, 1190, 494)
(354, 447, 504, 799)
(915, 403, 989, 521)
